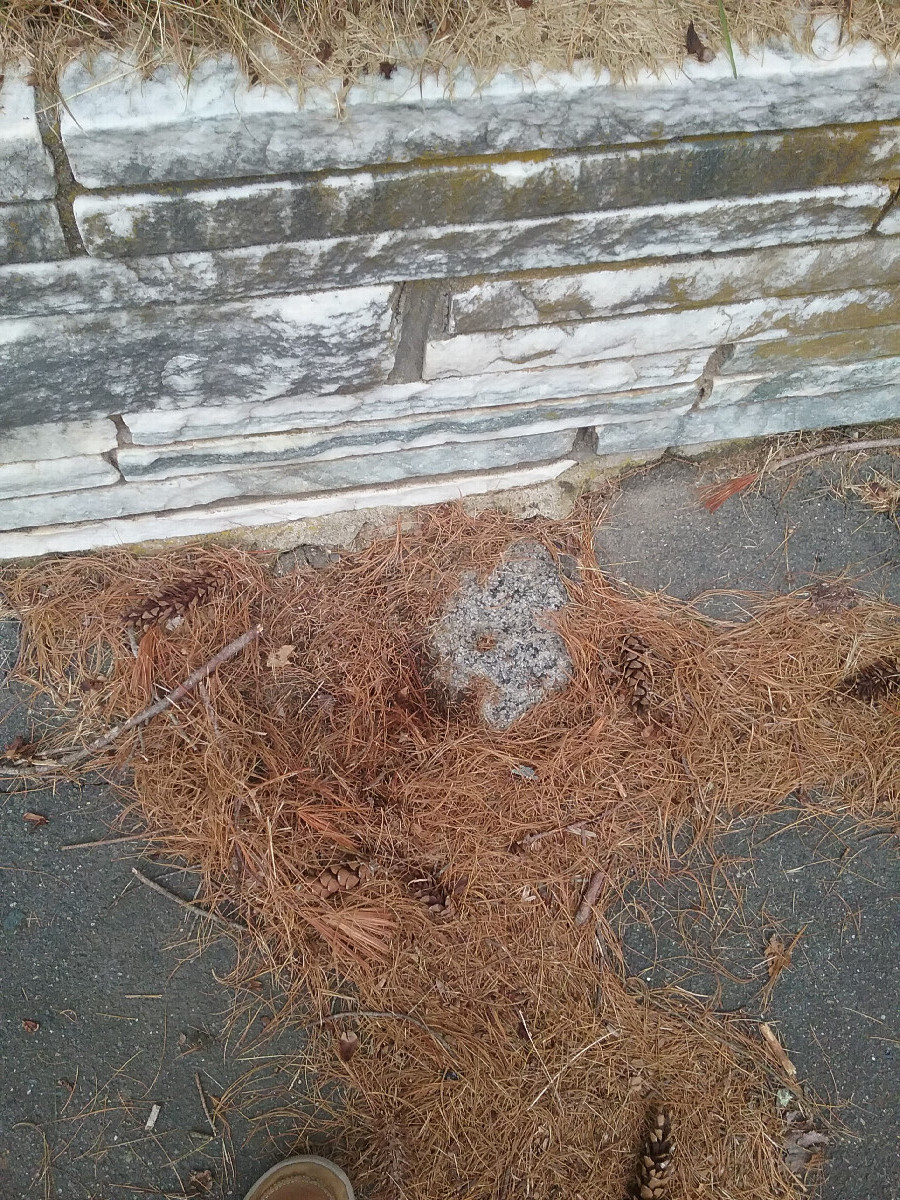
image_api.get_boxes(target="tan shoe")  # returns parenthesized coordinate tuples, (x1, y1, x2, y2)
(243, 1155, 355, 1200)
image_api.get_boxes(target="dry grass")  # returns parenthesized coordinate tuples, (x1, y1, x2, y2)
(2, 503, 898, 1199)
(3, 2, 900, 90)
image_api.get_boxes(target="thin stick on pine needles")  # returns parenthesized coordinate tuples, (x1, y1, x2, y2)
(131, 867, 246, 934)
(0, 625, 261, 775)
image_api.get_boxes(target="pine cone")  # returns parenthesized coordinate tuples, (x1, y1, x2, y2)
(628, 1107, 674, 1200)
(408, 872, 459, 918)
(621, 634, 652, 717)
(123, 571, 220, 633)
(842, 657, 900, 703)
(307, 860, 374, 900)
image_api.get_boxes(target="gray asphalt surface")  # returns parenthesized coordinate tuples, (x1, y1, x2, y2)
(1, 446, 898, 1200)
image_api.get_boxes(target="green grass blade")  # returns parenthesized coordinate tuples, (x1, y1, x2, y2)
(718, 0, 738, 78)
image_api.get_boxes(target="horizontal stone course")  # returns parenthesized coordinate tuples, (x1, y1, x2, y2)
(425, 288, 900, 380)
(0, 431, 575, 531)
(3, 192, 893, 322)
(0, 202, 67, 265)
(0, 460, 574, 559)
(116, 386, 696, 480)
(594, 384, 900, 455)
(73, 123, 900, 259)
(57, 26, 900, 186)
(0, 285, 396, 426)
(0, 456, 120, 501)
(0, 72, 56, 202)
(448, 237, 900, 333)
(122, 352, 709, 445)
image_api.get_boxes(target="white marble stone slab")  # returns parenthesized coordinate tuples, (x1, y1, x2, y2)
(59, 23, 900, 186)
(0, 285, 396, 426)
(0, 455, 120, 501)
(425, 287, 900, 379)
(0, 431, 575, 531)
(0, 460, 575, 558)
(122, 351, 709, 444)
(0, 417, 118, 464)
(0, 71, 56, 201)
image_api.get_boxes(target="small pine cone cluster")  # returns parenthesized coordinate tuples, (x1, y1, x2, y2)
(621, 634, 652, 717)
(842, 657, 900, 703)
(629, 1107, 675, 1200)
(409, 874, 457, 918)
(307, 860, 375, 900)
(124, 571, 220, 633)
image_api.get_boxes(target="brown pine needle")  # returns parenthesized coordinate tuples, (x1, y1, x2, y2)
(697, 473, 758, 512)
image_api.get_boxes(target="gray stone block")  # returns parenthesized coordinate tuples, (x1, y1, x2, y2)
(58, 31, 900, 187)
(426, 286, 900, 380)
(0, 455, 120, 501)
(115, 384, 695, 480)
(449, 237, 900, 334)
(73, 123, 900, 258)
(0, 286, 396, 426)
(120, 354, 708, 444)
(0, 202, 67, 264)
(0, 71, 56, 201)
(0, 459, 574, 558)
(704, 355, 900, 408)
(0, 417, 118, 464)
(0, 431, 576, 531)
(2, 196, 893, 322)
(591, 384, 900, 456)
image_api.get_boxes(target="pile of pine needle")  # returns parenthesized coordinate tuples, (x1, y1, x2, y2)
(2, 503, 897, 1199)
(3, 2, 899, 91)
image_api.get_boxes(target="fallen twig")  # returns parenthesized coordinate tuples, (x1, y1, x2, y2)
(574, 870, 605, 927)
(63, 833, 154, 851)
(769, 437, 900, 472)
(0, 625, 261, 775)
(195, 1072, 218, 1135)
(131, 867, 245, 934)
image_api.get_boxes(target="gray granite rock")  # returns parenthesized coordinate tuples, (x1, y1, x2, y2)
(0, 286, 396, 425)
(431, 542, 571, 727)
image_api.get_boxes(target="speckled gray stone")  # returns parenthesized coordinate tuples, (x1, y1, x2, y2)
(432, 542, 571, 727)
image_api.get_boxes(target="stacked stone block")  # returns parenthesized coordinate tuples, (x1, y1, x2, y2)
(2, 22, 900, 555)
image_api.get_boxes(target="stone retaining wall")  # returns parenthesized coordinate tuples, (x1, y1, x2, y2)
(2, 20, 900, 556)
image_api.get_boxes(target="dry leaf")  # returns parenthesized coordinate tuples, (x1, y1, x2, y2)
(807, 581, 858, 614)
(189, 1168, 214, 1194)
(765, 933, 791, 980)
(337, 1030, 360, 1062)
(759, 1022, 797, 1079)
(22, 1019, 40, 1033)
(267, 644, 295, 669)
(23, 811, 49, 826)
(686, 20, 715, 62)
